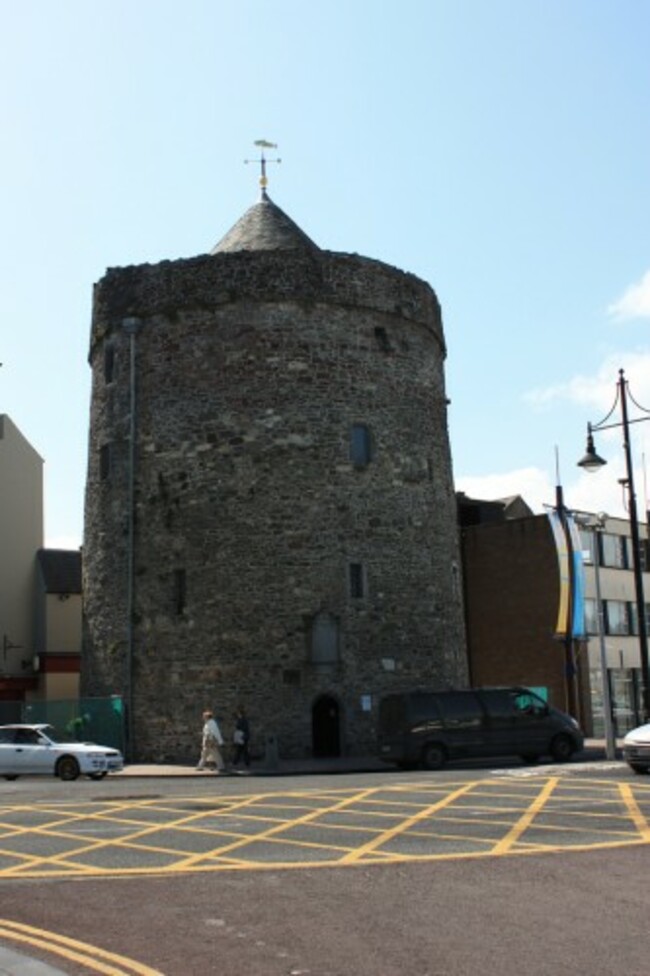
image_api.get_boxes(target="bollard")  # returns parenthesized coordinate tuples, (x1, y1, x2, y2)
(265, 734, 279, 770)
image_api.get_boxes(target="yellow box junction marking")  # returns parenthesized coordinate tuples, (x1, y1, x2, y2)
(491, 776, 559, 854)
(0, 777, 647, 879)
(619, 781, 650, 841)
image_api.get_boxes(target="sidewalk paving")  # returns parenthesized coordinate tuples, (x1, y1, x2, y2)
(0, 945, 70, 976)
(115, 755, 389, 778)
(114, 739, 623, 778)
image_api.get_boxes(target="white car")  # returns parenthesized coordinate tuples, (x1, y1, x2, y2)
(623, 723, 650, 775)
(0, 724, 124, 781)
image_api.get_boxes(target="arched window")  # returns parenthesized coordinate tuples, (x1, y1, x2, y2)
(309, 612, 339, 665)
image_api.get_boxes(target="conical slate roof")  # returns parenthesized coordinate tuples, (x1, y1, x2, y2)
(211, 191, 318, 254)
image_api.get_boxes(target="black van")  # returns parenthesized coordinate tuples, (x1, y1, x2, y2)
(378, 687, 583, 769)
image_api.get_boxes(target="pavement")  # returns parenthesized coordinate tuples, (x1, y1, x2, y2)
(113, 738, 621, 778)
(0, 738, 625, 975)
(0, 946, 70, 976)
(115, 755, 389, 778)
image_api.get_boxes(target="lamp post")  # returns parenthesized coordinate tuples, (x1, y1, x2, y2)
(577, 368, 650, 722)
(574, 514, 617, 759)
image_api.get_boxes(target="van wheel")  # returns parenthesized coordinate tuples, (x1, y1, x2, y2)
(629, 763, 649, 775)
(550, 734, 574, 762)
(422, 743, 446, 770)
(520, 753, 539, 765)
(4, 775, 18, 781)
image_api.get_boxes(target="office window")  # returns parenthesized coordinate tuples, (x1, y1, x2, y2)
(584, 598, 599, 635)
(350, 424, 372, 467)
(600, 533, 626, 569)
(604, 600, 630, 636)
(579, 529, 597, 563)
(627, 602, 650, 636)
(641, 540, 650, 572)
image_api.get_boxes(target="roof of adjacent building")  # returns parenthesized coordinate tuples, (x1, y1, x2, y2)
(36, 549, 82, 594)
(211, 191, 319, 254)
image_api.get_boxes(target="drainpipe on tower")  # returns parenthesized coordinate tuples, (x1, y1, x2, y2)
(122, 316, 141, 762)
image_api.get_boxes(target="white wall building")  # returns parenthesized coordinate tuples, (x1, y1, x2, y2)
(0, 415, 43, 682)
(0, 415, 81, 710)
(578, 514, 650, 735)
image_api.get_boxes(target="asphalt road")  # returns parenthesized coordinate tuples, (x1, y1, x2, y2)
(0, 762, 648, 976)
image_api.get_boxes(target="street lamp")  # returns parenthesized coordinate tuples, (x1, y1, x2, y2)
(574, 513, 617, 759)
(577, 368, 650, 722)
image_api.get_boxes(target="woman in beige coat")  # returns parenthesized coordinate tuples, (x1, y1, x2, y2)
(196, 709, 225, 772)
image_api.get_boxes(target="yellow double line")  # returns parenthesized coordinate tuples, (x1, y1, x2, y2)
(0, 920, 164, 976)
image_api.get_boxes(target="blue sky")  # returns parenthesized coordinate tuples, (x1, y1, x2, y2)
(1, 0, 649, 547)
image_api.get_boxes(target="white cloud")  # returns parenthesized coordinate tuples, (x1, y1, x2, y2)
(44, 534, 82, 551)
(460, 332, 650, 526)
(456, 467, 556, 514)
(456, 459, 650, 522)
(525, 350, 650, 413)
(608, 269, 650, 321)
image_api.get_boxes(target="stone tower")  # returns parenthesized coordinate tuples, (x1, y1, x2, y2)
(82, 181, 468, 761)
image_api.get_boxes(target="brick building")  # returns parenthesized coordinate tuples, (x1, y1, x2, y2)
(460, 496, 649, 736)
(461, 507, 589, 723)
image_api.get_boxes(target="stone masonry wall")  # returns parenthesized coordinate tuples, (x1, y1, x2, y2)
(83, 248, 468, 761)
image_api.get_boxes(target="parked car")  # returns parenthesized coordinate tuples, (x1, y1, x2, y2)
(0, 724, 124, 781)
(622, 723, 650, 774)
(378, 687, 583, 770)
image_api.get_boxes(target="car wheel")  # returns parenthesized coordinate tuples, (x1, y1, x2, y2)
(56, 756, 81, 781)
(629, 763, 650, 775)
(421, 742, 447, 770)
(3, 775, 19, 781)
(520, 753, 539, 765)
(550, 734, 574, 762)
(88, 771, 108, 780)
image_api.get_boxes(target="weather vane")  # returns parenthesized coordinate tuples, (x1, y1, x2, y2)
(245, 139, 281, 194)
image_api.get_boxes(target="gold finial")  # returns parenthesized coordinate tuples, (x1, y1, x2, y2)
(245, 139, 281, 195)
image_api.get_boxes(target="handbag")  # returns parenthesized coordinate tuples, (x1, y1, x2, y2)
(233, 729, 245, 746)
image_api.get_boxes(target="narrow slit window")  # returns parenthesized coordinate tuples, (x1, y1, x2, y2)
(173, 569, 186, 616)
(99, 444, 111, 481)
(349, 562, 365, 599)
(350, 424, 372, 467)
(374, 326, 391, 352)
(104, 344, 115, 384)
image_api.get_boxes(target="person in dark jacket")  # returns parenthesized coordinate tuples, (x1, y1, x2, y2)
(232, 706, 250, 768)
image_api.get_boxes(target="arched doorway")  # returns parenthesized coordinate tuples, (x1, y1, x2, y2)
(312, 694, 341, 758)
